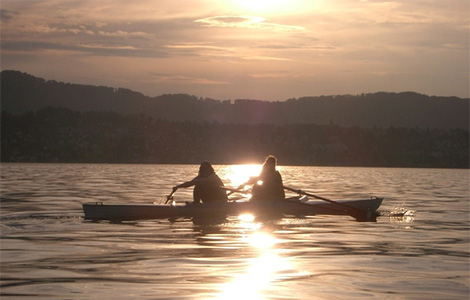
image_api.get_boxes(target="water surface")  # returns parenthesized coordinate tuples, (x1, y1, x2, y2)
(1, 163, 469, 299)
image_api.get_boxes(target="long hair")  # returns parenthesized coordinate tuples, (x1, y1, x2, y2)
(198, 161, 215, 177)
(260, 155, 277, 174)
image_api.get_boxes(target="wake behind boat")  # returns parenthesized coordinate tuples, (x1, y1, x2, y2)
(82, 196, 383, 222)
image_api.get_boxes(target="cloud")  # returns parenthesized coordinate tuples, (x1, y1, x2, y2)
(149, 73, 230, 85)
(164, 43, 292, 62)
(0, 0, 468, 99)
(96, 30, 152, 38)
(0, 9, 17, 22)
(1, 40, 169, 58)
(165, 43, 233, 53)
(241, 55, 291, 61)
(195, 15, 305, 32)
(248, 72, 291, 79)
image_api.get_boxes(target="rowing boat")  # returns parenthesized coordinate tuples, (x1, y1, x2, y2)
(83, 197, 383, 221)
(82, 196, 383, 221)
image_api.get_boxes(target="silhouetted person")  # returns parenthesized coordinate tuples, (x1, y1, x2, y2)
(245, 155, 285, 201)
(172, 161, 228, 204)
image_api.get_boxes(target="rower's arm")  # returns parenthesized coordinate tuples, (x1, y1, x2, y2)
(174, 176, 200, 189)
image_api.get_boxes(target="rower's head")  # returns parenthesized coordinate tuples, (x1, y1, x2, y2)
(198, 161, 215, 177)
(262, 155, 277, 172)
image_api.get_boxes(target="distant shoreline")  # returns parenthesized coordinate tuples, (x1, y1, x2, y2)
(2, 108, 468, 169)
(1, 161, 468, 170)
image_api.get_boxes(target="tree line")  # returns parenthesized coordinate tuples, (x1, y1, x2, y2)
(2, 70, 469, 130)
(2, 107, 468, 168)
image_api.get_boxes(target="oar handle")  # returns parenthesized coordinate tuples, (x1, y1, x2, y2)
(221, 185, 249, 195)
(165, 187, 177, 204)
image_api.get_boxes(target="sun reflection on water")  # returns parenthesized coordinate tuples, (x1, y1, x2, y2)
(215, 252, 292, 300)
(213, 216, 300, 300)
(245, 231, 278, 249)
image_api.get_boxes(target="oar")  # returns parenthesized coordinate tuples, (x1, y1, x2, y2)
(283, 186, 371, 221)
(227, 195, 246, 201)
(165, 186, 246, 204)
(220, 186, 249, 195)
(220, 186, 252, 202)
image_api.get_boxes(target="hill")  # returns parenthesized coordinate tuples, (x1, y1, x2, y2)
(1, 70, 468, 130)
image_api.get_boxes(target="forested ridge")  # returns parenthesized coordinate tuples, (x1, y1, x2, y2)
(1, 70, 468, 167)
(2, 108, 468, 168)
(2, 70, 469, 130)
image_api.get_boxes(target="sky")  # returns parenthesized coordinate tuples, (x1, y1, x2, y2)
(1, 0, 469, 101)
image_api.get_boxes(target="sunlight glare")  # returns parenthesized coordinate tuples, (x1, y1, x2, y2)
(248, 253, 292, 278)
(214, 223, 302, 300)
(224, 164, 261, 187)
(237, 214, 262, 230)
(239, 0, 289, 11)
(238, 214, 255, 222)
(224, 0, 319, 15)
(215, 252, 293, 300)
(247, 231, 277, 249)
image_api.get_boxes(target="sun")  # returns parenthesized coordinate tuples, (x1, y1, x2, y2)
(225, 0, 315, 15)
(238, 0, 289, 11)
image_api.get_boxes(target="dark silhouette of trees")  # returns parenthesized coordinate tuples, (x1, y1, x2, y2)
(2, 70, 469, 130)
(2, 108, 468, 168)
(2, 70, 468, 167)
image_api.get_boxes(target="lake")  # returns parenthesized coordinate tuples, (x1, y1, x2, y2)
(1, 163, 469, 299)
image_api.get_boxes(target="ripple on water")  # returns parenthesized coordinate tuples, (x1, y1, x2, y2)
(1, 164, 469, 299)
